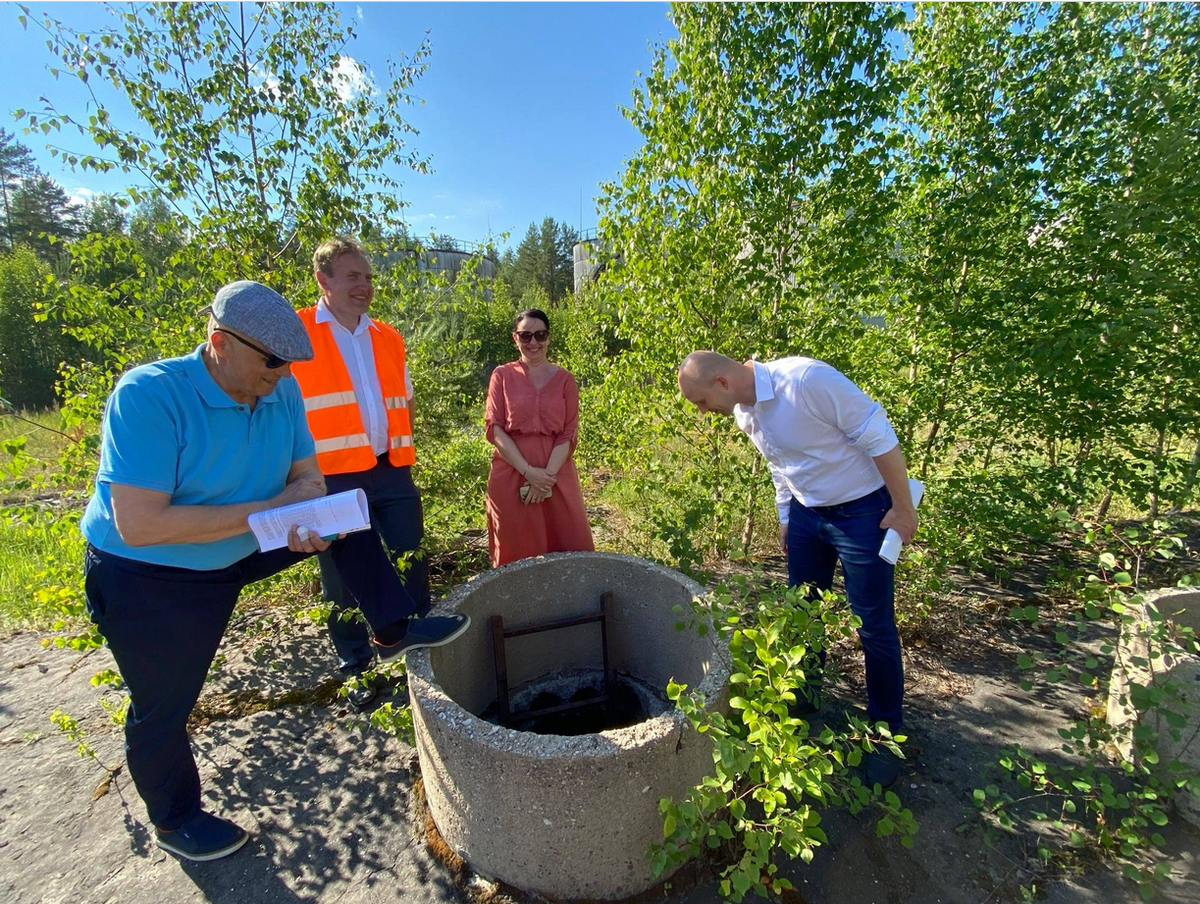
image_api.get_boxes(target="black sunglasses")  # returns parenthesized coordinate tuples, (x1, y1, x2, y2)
(214, 328, 289, 369)
(514, 329, 549, 344)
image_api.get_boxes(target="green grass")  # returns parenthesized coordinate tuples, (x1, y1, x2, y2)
(0, 512, 83, 632)
(0, 408, 84, 633)
(0, 408, 71, 501)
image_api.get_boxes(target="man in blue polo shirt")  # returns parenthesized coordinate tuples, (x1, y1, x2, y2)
(81, 281, 469, 863)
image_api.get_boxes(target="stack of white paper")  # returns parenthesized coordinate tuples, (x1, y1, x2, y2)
(247, 488, 371, 552)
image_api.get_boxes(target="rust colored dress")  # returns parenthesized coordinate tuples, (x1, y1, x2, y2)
(485, 362, 594, 567)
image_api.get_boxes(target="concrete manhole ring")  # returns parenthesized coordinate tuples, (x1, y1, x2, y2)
(408, 552, 730, 900)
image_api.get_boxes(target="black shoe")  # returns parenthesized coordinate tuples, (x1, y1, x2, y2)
(373, 614, 471, 663)
(345, 675, 378, 711)
(155, 811, 249, 862)
(864, 749, 902, 789)
(787, 684, 822, 719)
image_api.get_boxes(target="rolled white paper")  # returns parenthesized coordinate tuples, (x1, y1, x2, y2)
(878, 478, 924, 565)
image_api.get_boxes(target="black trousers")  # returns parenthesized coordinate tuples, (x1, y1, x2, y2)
(84, 527, 418, 829)
(318, 460, 429, 673)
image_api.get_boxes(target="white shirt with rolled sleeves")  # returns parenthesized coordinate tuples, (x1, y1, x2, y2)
(733, 358, 900, 525)
(314, 299, 413, 457)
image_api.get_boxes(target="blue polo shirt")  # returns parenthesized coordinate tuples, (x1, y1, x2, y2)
(81, 345, 317, 570)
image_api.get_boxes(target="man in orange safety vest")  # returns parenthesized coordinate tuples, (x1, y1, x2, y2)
(291, 237, 435, 709)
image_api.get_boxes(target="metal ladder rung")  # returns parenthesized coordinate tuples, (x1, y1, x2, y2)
(491, 591, 614, 727)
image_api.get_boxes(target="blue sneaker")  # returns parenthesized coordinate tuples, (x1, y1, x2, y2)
(373, 614, 471, 662)
(155, 810, 249, 862)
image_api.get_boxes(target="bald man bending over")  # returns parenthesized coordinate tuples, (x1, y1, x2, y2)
(678, 351, 917, 788)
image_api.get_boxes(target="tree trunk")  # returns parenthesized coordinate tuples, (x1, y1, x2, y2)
(904, 302, 923, 449)
(1095, 487, 1114, 521)
(983, 428, 1000, 471)
(741, 457, 760, 556)
(1170, 434, 1200, 514)
(0, 167, 11, 250)
(919, 395, 945, 480)
(1149, 377, 1171, 520)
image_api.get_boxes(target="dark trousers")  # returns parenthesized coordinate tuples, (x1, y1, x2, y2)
(786, 485, 904, 730)
(317, 460, 429, 675)
(84, 527, 418, 829)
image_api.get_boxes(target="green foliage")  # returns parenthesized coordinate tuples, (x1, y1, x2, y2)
(0, 247, 69, 409)
(500, 217, 579, 303)
(7, 174, 78, 260)
(49, 708, 97, 760)
(652, 575, 916, 899)
(366, 700, 415, 744)
(591, 1, 1200, 569)
(886, 3, 1200, 516)
(979, 515, 1200, 899)
(20, 1, 429, 279)
(0, 506, 84, 630)
(0, 128, 36, 250)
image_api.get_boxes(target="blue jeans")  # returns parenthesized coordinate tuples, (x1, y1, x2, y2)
(786, 485, 903, 730)
(317, 461, 429, 675)
(84, 527, 419, 829)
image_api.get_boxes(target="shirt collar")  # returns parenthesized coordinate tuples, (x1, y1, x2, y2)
(750, 360, 775, 407)
(733, 361, 774, 424)
(184, 343, 280, 407)
(316, 298, 377, 335)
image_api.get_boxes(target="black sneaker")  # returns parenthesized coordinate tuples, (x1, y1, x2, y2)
(344, 674, 378, 711)
(864, 749, 902, 789)
(373, 614, 471, 663)
(787, 686, 822, 719)
(155, 811, 249, 862)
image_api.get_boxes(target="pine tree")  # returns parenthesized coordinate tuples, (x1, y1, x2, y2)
(0, 129, 36, 250)
(8, 173, 79, 260)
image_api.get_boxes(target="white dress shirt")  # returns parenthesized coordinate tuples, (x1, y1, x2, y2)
(315, 299, 413, 457)
(733, 357, 899, 523)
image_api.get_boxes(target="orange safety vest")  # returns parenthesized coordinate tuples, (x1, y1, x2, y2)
(291, 306, 415, 475)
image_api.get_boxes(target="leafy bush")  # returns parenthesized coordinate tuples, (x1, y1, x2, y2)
(654, 574, 916, 900)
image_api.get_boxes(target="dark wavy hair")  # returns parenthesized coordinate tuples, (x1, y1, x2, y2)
(513, 308, 550, 332)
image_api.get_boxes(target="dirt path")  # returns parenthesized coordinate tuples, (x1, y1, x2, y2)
(1, 598, 1197, 904)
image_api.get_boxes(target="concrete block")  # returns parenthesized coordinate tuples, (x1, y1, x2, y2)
(1105, 587, 1200, 827)
(407, 552, 729, 900)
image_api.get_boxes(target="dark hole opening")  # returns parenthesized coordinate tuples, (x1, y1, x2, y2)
(480, 670, 668, 736)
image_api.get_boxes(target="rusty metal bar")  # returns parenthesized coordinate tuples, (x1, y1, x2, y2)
(489, 592, 615, 729)
(491, 614, 510, 722)
(502, 611, 604, 638)
(599, 591, 614, 693)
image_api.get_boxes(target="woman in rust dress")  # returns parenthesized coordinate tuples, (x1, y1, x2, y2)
(484, 308, 594, 567)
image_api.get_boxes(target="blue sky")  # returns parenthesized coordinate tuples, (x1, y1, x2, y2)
(0, 1, 677, 249)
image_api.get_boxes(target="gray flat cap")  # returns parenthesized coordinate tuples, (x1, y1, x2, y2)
(203, 280, 313, 362)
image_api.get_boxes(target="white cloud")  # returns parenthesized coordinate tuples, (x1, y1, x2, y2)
(67, 187, 94, 208)
(356, 5, 364, 21)
(250, 62, 281, 95)
(329, 55, 377, 103)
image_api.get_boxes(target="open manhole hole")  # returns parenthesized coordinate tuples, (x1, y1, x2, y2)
(480, 668, 669, 736)
(406, 552, 730, 901)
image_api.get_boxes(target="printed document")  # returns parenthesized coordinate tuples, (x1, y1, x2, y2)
(247, 489, 371, 552)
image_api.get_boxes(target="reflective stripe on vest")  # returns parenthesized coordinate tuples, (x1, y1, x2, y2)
(304, 390, 358, 413)
(293, 305, 415, 474)
(314, 433, 372, 455)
